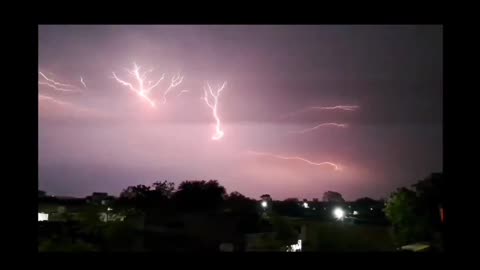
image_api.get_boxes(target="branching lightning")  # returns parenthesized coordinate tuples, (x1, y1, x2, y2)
(247, 150, 341, 171)
(203, 81, 227, 140)
(290, 123, 348, 134)
(112, 63, 165, 108)
(162, 73, 184, 104)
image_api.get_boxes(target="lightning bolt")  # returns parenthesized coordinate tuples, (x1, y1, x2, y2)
(309, 105, 359, 111)
(176, 90, 189, 97)
(112, 63, 164, 108)
(38, 72, 80, 92)
(282, 105, 359, 119)
(203, 81, 227, 140)
(162, 73, 184, 104)
(80, 77, 87, 89)
(290, 123, 348, 134)
(247, 150, 341, 171)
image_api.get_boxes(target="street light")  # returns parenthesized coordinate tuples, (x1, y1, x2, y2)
(333, 207, 345, 220)
(303, 202, 309, 209)
(261, 201, 268, 208)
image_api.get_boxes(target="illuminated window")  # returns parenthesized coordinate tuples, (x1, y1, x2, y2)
(38, 212, 49, 221)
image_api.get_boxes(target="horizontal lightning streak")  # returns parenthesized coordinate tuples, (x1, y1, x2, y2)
(39, 72, 74, 88)
(309, 105, 359, 111)
(247, 150, 341, 171)
(281, 105, 359, 119)
(38, 72, 81, 92)
(290, 123, 348, 134)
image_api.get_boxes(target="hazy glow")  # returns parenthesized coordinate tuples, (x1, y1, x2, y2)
(303, 202, 309, 208)
(353, 210, 358, 215)
(261, 201, 268, 208)
(203, 81, 227, 140)
(248, 150, 341, 171)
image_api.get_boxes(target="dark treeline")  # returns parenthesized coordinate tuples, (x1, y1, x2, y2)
(38, 173, 445, 252)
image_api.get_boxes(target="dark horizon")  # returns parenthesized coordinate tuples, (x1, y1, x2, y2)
(39, 25, 442, 201)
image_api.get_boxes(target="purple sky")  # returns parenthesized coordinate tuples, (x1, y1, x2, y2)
(38, 25, 442, 200)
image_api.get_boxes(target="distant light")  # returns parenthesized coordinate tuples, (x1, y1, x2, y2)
(313, 207, 316, 210)
(303, 202, 309, 209)
(107, 207, 112, 211)
(261, 201, 268, 208)
(287, 239, 302, 252)
(333, 207, 345, 220)
(38, 212, 49, 222)
(370, 208, 373, 211)
(353, 211, 358, 215)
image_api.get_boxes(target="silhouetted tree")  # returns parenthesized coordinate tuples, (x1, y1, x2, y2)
(226, 191, 256, 212)
(173, 180, 226, 212)
(274, 198, 302, 217)
(118, 184, 151, 210)
(413, 173, 444, 228)
(385, 187, 429, 246)
(322, 191, 345, 203)
(152, 181, 175, 199)
(120, 185, 151, 200)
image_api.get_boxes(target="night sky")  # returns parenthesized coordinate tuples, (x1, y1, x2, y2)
(38, 25, 443, 200)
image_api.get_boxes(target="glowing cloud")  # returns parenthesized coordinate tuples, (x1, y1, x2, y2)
(247, 150, 341, 171)
(203, 81, 227, 140)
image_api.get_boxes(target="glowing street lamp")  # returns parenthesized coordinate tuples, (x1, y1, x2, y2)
(303, 202, 309, 209)
(261, 201, 268, 208)
(333, 207, 345, 220)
